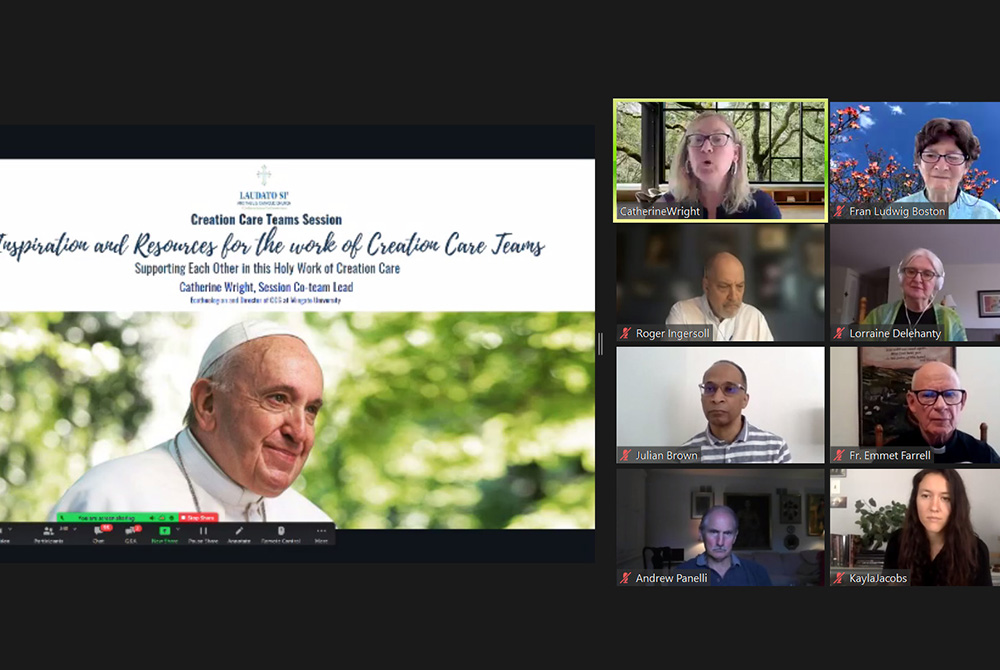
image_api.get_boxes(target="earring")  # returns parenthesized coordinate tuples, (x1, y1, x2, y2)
(686, 160, 693, 175)
(731, 162, 737, 176)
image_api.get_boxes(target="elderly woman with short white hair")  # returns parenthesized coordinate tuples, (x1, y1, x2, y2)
(861, 248, 967, 341)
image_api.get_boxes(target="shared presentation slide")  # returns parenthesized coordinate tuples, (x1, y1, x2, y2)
(0, 127, 596, 561)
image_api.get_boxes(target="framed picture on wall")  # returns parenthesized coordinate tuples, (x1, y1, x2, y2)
(779, 493, 801, 524)
(644, 229, 679, 268)
(858, 347, 955, 447)
(691, 492, 714, 519)
(753, 255, 783, 309)
(807, 493, 825, 536)
(723, 493, 771, 550)
(978, 290, 1000, 318)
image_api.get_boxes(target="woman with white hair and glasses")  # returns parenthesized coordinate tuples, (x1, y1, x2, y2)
(861, 248, 967, 341)
(893, 118, 1000, 219)
(655, 111, 781, 219)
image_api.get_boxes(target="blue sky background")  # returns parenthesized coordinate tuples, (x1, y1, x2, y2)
(830, 102, 1000, 197)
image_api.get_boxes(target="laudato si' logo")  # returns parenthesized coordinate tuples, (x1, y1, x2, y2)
(238, 164, 291, 209)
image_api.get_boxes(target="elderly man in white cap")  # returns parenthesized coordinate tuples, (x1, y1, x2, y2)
(48, 321, 333, 522)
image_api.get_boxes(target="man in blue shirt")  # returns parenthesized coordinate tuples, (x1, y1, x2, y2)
(677, 505, 772, 586)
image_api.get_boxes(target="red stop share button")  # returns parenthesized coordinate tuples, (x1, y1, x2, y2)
(179, 513, 219, 523)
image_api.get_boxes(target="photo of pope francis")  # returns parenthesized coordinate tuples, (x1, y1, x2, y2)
(48, 321, 334, 522)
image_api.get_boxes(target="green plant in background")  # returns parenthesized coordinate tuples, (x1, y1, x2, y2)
(303, 312, 595, 529)
(854, 498, 906, 550)
(0, 312, 153, 522)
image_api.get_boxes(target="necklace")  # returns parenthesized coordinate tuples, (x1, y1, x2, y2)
(905, 305, 928, 327)
(172, 433, 266, 522)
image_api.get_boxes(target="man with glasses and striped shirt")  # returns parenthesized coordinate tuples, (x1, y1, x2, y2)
(892, 361, 1000, 462)
(681, 360, 791, 463)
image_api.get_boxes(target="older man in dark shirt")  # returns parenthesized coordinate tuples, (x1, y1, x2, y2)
(676, 505, 772, 586)
(892, 361, 1000, 463)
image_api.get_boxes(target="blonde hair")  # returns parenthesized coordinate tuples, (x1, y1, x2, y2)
(669, 111, 754, 215)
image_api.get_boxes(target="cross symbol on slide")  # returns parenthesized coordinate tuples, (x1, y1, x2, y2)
(258, 165, 272, 186)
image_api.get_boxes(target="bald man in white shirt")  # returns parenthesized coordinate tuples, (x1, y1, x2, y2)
(666, 252, 774, 342)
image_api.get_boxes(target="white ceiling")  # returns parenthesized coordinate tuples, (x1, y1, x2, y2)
(830, 223, 1000, 273)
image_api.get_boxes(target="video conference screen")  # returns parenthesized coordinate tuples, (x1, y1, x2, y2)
(6, 99, 1000, 594)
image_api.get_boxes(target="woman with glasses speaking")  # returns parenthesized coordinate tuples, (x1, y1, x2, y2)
(892, 118, 1000, 219)
(861, 248, 967, 341)
(655, 111, 781, 219)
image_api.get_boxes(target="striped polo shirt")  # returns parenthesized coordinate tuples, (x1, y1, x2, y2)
(682, 417, 791, 463)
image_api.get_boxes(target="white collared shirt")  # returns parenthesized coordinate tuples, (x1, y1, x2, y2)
(665, 295, 774, 342)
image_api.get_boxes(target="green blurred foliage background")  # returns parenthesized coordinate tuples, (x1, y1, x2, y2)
(0, 312, 595, 529)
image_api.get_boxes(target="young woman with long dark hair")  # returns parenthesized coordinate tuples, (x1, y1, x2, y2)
(883, 468, 991, 586)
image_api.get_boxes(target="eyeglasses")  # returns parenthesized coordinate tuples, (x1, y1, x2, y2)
(910, 389, 966, 406)
(699, 382, 746, 396)
(901, 267, 940, 281)
(920, 151, 967, 166)
(686, 133, 732, 148)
